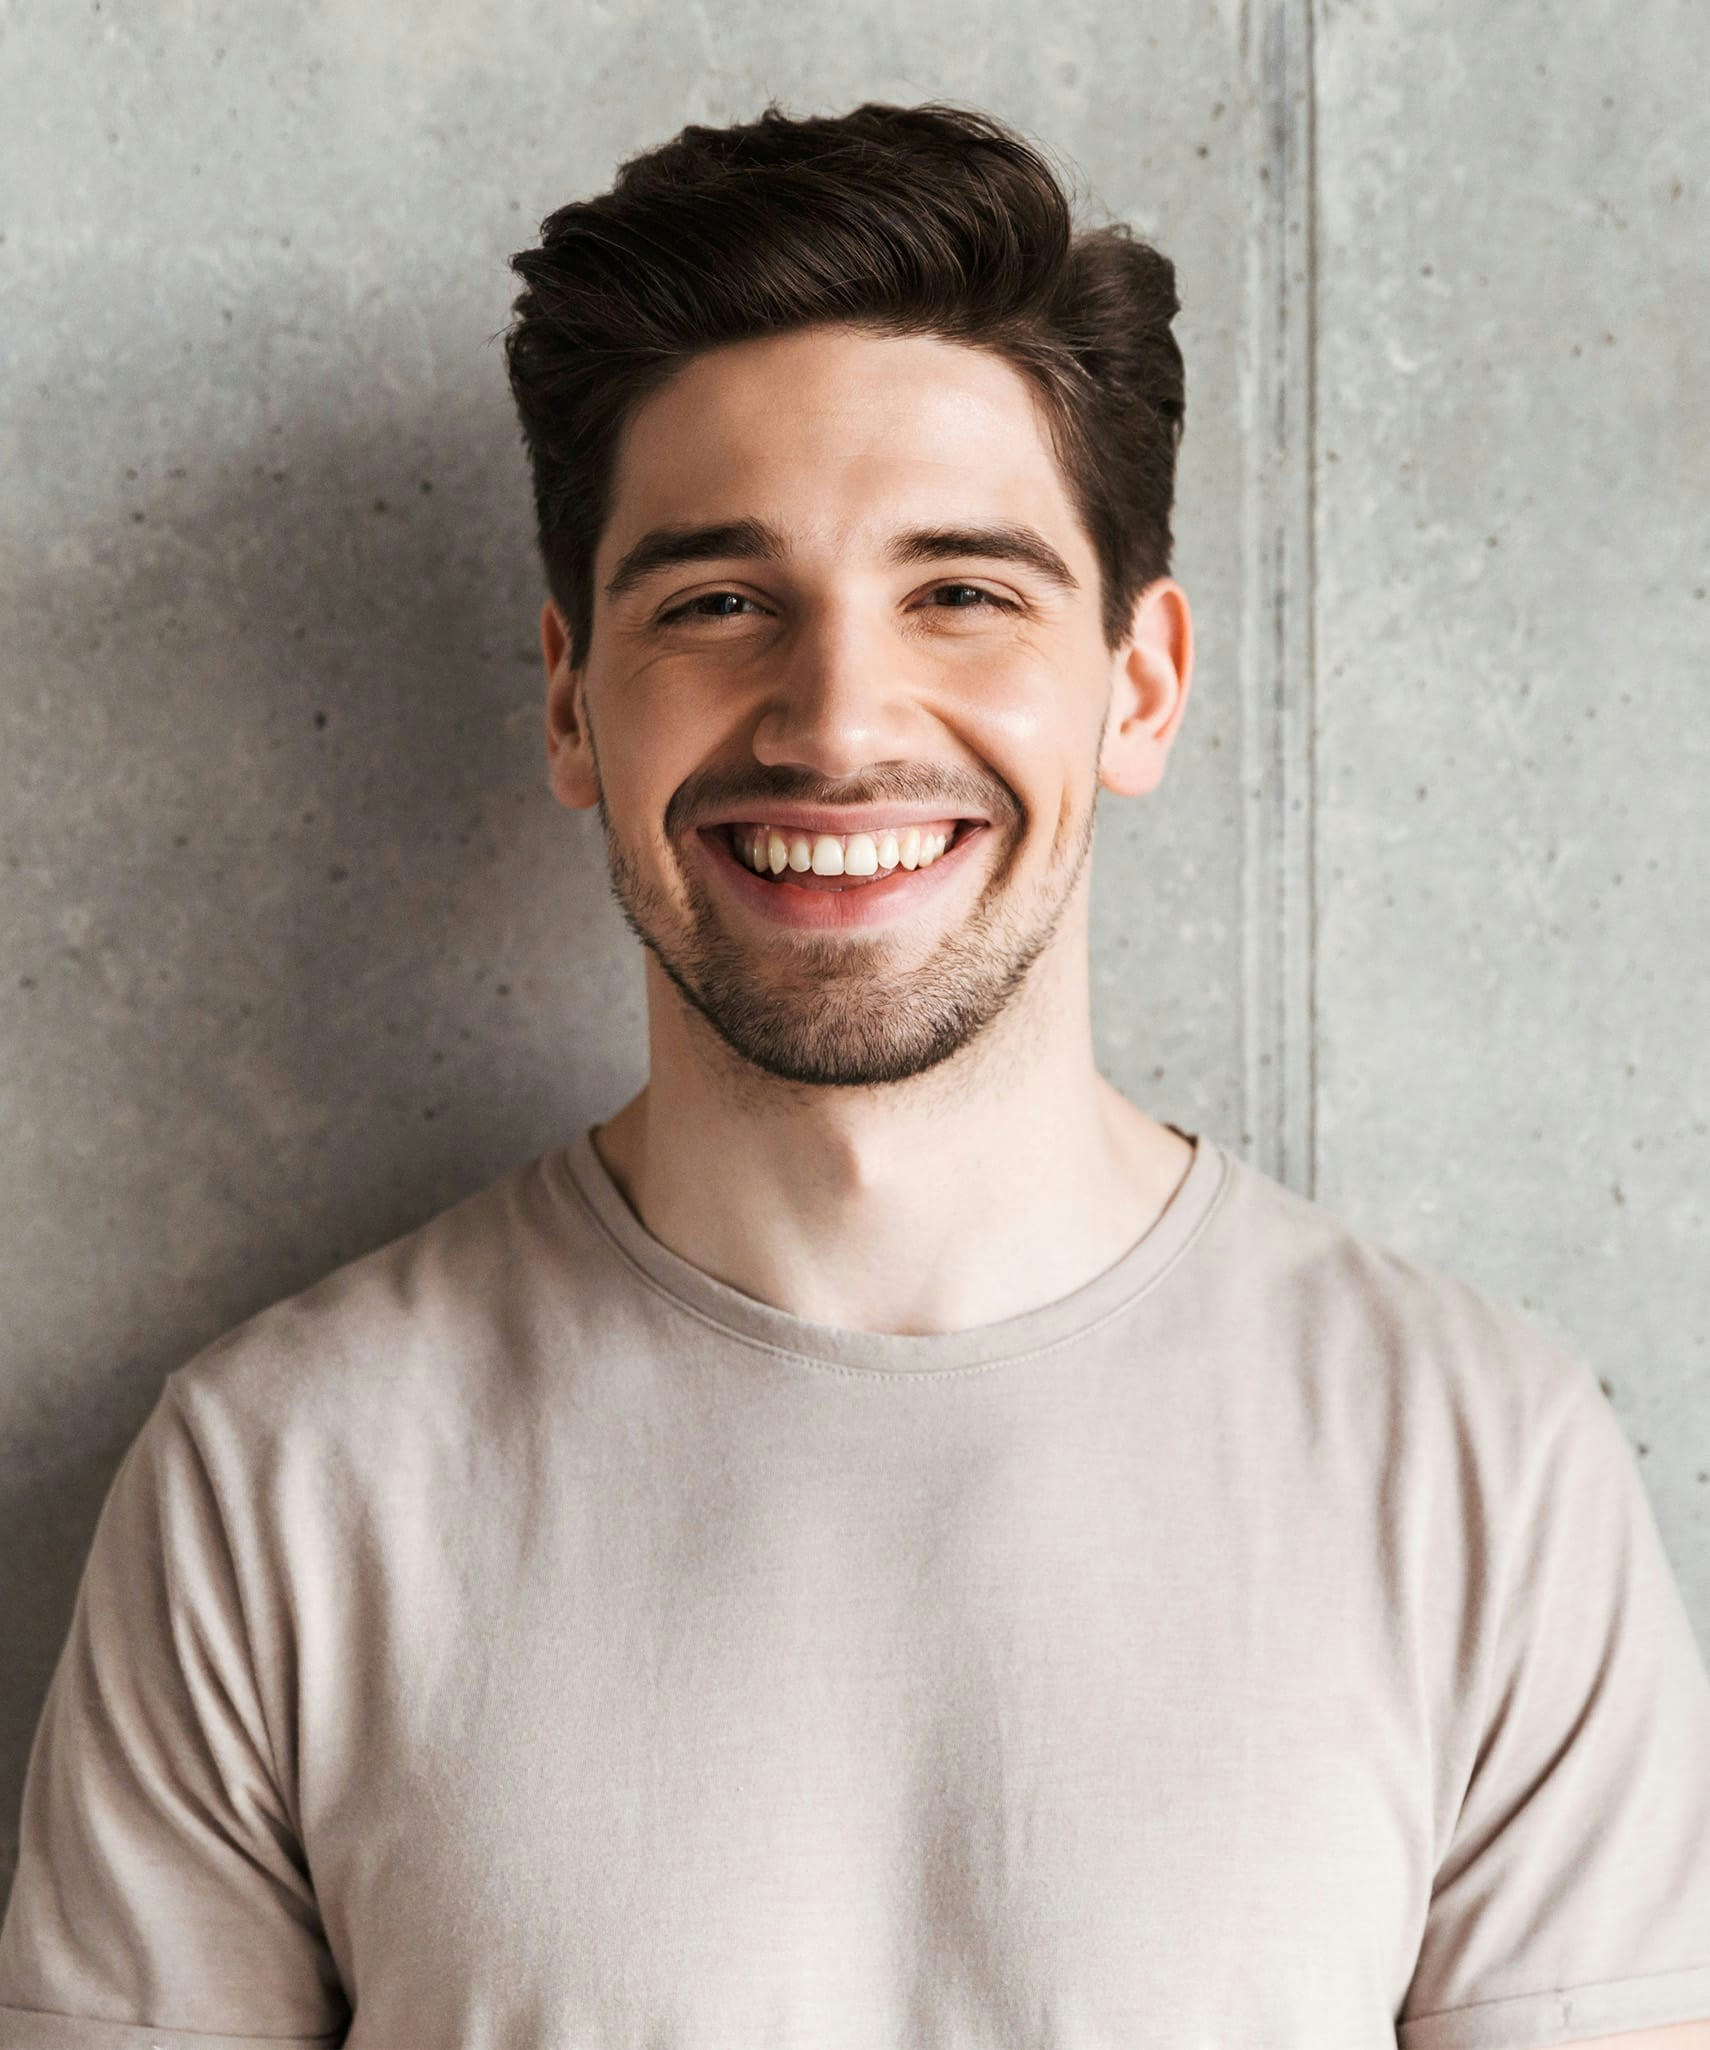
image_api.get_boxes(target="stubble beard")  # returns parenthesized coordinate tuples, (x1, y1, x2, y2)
(594, 784, 1098, 1091)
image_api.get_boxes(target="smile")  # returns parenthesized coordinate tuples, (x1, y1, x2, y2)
(693, 818, 990, 931)
(727, 819, 963, 882)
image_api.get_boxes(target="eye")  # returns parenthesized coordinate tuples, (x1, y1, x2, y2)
(925, 582, 1018, 613)
(656, 581, 1020, 626)
(658, 591, 765, 624)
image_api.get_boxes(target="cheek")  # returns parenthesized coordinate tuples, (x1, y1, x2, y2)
(591, 671, 715, 826)
(939, 658, 1102, 829)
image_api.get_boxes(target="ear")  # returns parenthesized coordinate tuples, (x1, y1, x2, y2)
(1098, 577, 1194, 798)
(541, 596, 601, 811)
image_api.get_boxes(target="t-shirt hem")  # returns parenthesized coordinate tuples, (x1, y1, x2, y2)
(1397, 1961, 1710, 2048)
(0, 2003, 344, 2049)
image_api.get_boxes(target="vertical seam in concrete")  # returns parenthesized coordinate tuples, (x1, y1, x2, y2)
(1296, 0, 1320, 1199)
(1239, 0, 1318, 1193)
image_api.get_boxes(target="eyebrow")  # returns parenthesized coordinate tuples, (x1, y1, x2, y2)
(602, 517, 1080, 603)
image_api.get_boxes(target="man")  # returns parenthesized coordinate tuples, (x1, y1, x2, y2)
(2, 99, 1707, 2050)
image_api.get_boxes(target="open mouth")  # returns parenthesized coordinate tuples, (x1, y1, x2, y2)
(715, 819, 982, 890)
(693, 816, 991, 929)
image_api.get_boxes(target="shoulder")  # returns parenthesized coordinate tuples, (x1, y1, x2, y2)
(160, 1142, 607, 1469)
(1205, 1139, 1610, 1478)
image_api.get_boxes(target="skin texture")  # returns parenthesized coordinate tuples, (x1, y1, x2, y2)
(541, 322, 1198, 1336)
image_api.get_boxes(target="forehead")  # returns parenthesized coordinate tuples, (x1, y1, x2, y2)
(602, 325, 1082, 561)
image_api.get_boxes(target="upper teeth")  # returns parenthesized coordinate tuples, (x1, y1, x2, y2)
(733, 824, 957, 877)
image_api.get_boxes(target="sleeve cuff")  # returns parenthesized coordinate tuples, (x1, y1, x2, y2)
(0, 2004, 344, 2049)
(1399, 1961, 1710, 2049)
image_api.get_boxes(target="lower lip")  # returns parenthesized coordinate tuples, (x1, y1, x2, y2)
(692, 825, 991, 931)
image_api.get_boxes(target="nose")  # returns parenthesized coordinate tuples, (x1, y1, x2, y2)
(749, 603, 926, 782)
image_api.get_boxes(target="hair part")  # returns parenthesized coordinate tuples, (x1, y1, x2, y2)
(503, 99, 1185, 669)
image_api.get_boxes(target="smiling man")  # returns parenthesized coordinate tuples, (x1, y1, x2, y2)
(546, 314, 1205, 1337)
(3, 100, 1709, 2050)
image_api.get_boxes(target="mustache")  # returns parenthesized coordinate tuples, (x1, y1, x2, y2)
(663, 764, 1020, 838)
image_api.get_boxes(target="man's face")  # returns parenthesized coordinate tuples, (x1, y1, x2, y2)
(545, 323, 1178, 1089)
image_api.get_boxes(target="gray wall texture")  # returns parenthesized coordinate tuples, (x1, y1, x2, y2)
(2, 0, 1706, 1900)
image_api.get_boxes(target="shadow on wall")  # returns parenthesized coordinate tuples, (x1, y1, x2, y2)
(0, 395, 633, 1894)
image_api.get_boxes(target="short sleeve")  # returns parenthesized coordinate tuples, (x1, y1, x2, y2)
(0, 1380, 349, 2047)
(1398, 1362, 1710, 2050)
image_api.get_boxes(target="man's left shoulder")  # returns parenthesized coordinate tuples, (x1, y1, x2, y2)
(1212, 1143, 1604, 1455)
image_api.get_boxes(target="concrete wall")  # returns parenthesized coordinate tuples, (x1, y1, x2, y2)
(2, 0, 1705, 1897)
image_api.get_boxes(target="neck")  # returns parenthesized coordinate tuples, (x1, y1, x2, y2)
(591, 909, 1194, 1335)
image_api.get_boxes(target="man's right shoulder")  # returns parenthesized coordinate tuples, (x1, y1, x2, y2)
(161, 1139, 615, 1453)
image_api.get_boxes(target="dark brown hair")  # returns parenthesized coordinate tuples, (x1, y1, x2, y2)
(503, 99, 1185, 669)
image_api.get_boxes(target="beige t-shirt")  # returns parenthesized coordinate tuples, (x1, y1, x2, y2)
(3, 1126, 1709, 2049)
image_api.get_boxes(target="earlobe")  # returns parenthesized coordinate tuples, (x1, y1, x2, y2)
(1098, 578, 1194, 799)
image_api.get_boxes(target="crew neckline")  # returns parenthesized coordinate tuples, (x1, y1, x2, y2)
(550, 1121, 1231, 1375)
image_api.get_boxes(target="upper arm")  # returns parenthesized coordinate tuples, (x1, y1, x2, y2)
(1396, 1364, 1710, 2050)
(0, 1380, 349, 2044)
